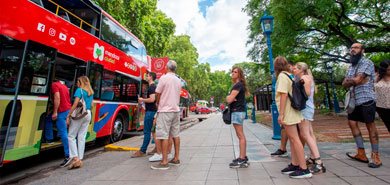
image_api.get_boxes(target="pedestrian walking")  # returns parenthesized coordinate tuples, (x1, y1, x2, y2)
(132, 72, 158, 158)
(226, 66, 250, 168)
(45, 79, 72, 167)
(294, 62, 326, 174)
(151, 60, 182, 170)
(342, 43, 382, 168)
(375, 60, 390, 133)
(274, 56, 312, 178)
(66, 76, 94, 169)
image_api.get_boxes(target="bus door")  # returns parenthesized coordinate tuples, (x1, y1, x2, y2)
(0, 38, 56, 165)
(40, 54, 86, 150)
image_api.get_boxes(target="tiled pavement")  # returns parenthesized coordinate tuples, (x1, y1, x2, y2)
(82, 114, 390, 185)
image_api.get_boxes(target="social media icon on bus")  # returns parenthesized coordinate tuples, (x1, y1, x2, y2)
(70, 37, 76, 45)
(37, 23, 45, 32)
(59, 33, 67, 41)
(49, 28, 56, 36)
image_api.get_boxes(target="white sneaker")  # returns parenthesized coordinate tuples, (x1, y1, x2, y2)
(149, 153, 162, 162)
(168, 153, 174, 160)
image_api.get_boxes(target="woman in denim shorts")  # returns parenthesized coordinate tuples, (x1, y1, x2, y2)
(226, 66, 250, 168)
(294, 62, 326, 174)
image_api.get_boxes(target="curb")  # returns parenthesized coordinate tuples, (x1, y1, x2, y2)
(104, 144, 139, 151)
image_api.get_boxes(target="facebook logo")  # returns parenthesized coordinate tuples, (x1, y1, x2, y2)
(37, 23, 45, 32)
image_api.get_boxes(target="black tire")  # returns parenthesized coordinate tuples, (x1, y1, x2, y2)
(110, 114, 124, 143)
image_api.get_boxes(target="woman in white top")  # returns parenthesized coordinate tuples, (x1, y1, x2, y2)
(375, 60, 390, 133)
(294, 62, 326, 174)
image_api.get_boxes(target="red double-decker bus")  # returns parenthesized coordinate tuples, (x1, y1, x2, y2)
(0, 0, 150, 165)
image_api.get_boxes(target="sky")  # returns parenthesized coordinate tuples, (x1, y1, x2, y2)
(157, 0, 251, 72)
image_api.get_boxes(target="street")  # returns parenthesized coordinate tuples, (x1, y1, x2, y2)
(0, 112, 211, 185)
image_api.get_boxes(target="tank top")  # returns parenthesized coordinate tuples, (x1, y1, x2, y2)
(306, 80, 315, 110)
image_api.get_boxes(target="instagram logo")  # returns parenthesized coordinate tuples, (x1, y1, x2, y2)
(49, 28, 56, 36)
(37, 23, 45, 32)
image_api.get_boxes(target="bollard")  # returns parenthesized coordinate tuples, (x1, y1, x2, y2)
(252, 107, 256, 123)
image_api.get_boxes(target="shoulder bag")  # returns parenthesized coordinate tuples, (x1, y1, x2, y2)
(71, 89, 88, 120)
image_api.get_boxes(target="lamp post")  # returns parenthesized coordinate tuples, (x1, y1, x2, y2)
(260, 11, 280, 140)
(326, 64, 340, 113)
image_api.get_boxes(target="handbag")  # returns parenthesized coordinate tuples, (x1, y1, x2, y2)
(70, 89, 88, 120)
(344, 62, 361, 114)
(222, 108, 231, 124)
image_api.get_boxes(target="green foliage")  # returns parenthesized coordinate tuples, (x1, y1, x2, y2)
(93, 0, 175, 57)
(244, 0, 390, 65)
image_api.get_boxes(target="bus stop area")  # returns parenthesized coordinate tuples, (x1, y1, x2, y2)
(78, 114, 390, 185)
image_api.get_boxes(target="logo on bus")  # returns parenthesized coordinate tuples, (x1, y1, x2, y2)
(93, 43, 104, 61)
(154, 59, 165, 71)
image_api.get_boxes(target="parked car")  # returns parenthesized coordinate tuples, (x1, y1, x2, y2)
(195, 107, 210, 114)
(209, 107, 218, 112)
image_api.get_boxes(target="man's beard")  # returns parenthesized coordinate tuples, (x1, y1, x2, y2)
(350, 52, 362, 66)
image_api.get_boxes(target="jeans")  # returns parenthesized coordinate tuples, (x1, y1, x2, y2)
(45, 110, 70, 157)
(68, 110, 91, 160)
(140, 111, 156, 153)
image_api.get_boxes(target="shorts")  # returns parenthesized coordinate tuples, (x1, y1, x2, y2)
(301, 107, 314, 121)
(156, 112, 180, 139)
(231, 112, 245, 125)
(348, 100, 376, 123)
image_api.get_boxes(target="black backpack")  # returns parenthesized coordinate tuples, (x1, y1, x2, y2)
(282, 72, 308, 110)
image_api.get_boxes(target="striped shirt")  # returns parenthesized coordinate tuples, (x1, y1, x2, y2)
(344, 57, 376, 105)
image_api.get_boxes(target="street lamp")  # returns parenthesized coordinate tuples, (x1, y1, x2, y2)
(326, 64, 340, 113)
(260, 11, 280, 140)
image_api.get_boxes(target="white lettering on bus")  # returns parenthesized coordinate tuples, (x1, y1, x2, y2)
(105, 50, 120, 60)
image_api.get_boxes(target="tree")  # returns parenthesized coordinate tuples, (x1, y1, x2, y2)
(93, 0, 175, 57)
(244, 0, 390, 65)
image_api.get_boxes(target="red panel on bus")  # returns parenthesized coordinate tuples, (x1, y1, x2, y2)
(151, 57, 169, 79)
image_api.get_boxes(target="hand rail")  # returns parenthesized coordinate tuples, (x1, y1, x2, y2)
(48, 0, 99, 32)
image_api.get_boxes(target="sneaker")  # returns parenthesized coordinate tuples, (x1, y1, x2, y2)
(271, 149, 288, 157)
(229, 158, 249, 168)
(168, 153, 174, 161)
(289, 167, 312, 179)
(368, 152, 382, 168)
(43, 139, 54, 145)
(310, 162, 326, 174)
(151, 163, 170, 170)
(281, 163, 299, 174)
(131, 151, 146, 158)
(168, 159, 181, 166)
(149, 153, 162, 162)
(60, 157, 72, 167)
(232, 156, 249, 163)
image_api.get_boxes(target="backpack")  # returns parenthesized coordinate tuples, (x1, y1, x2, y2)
(282, 72, 308, 111)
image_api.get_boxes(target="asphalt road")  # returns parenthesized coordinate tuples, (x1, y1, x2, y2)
(0, 112, 212, 185)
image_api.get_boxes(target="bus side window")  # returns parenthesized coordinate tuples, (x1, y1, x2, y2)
(101, 69, 115, 101)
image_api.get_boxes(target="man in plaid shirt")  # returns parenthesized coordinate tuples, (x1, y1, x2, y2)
(342, 43, 381, 168)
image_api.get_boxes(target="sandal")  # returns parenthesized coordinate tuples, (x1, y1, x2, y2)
(309, 158, 326, 174)
(306, 157, 315, 167)
(68, 157, 83, 170)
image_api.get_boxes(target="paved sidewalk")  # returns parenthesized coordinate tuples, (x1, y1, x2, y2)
(82, 114, 390, 185)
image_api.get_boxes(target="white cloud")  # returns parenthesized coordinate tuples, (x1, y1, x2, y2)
(157, 0, 250, 72)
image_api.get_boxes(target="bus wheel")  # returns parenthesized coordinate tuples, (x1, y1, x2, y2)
(111, 114, 124, 143)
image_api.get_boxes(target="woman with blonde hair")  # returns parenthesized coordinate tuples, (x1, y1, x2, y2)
(294, 62, 326, 174)
(66, 76, 94, 169)
(274, 56, 312, 178)
(226, 66, 250, 168)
